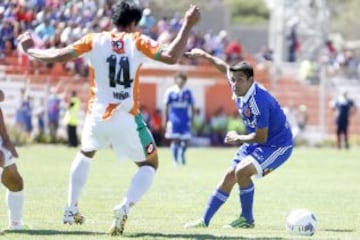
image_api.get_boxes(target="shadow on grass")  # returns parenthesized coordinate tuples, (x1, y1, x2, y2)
(127, 232, 284, 240)
(323, 228, 355, 233)
(2, 229, 105, 236)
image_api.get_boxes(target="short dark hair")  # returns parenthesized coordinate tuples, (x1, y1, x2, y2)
(229, 61, 253, 79)
(175, 72, 187, 81)
(112, 0, 143, 28)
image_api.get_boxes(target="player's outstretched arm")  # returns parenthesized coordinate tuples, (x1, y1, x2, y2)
(157, 5, 200, 64)
(185, 48, 228, 74)
(18, 32, 77, 63)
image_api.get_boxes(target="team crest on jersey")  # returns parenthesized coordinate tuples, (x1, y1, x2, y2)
(146, 143, 155, 155)
(244, 107, 251, 117)
(111, 38, 125, 54)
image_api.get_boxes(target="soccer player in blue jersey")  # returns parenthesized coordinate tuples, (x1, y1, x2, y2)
(184, 48, 293, 229)
(164, 72, 195, 166)
(331, 91, 356, 149)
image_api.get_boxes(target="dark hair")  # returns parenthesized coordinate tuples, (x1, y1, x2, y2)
(112, 0, 143, 28)
(229, 61, 254, 79)
(175, 72, 187, 81)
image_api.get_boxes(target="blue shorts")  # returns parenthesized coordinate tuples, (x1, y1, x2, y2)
(232, 143, 293, 178)
(165, 121, 191, 140)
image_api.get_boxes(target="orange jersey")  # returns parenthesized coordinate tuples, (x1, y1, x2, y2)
(71, 32, 164, 120)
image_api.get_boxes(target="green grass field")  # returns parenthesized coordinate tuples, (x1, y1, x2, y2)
(0, 145, 359, 240)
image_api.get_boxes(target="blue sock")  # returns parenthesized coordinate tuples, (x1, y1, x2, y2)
(203, 189, 229, 226)
(239, 182, 255, 223)
(171, 142, 179, 164)
(179, 141, 187, 165)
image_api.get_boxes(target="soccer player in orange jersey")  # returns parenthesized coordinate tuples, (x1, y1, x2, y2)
(18, 0, 200, 235)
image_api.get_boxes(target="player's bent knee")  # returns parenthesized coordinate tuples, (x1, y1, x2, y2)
(2, 172, 24, 191)
(224, 169, 236, 183)
(218, 168, 236, 192)
(235, 165, 256, 183)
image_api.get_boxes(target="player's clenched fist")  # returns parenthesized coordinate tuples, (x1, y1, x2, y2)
(224, 131, 241, 145)
(17, 32, 34, 53)
(185, 48, 207, 58)
(184, 5, 201, 26)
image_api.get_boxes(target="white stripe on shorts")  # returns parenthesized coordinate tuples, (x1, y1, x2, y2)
(260, 145, 292, 170)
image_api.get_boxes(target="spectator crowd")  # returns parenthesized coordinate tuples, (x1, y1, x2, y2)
(0, 0, 244, 75)
(0, 0, 249, 147)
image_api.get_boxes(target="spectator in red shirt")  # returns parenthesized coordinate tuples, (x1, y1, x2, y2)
(225, 41, 243, 64)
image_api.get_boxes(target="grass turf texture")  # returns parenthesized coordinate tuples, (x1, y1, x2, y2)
(0, 145, 359, 240)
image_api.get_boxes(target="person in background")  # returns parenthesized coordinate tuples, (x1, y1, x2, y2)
(192, 108, 205, 137)
(22, 95, 33, 143)
(47, 87, 62, 143)
(227, 110, 246, 138)
(64, 90, 80, 147)
(34, 97, 45, 142)
(331, 91, 356, 149)
(164, 72, 195, 166)
(15, 89, 26, 132)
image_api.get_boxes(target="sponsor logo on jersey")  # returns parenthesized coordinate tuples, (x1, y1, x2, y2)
(111, 38, 125, 54)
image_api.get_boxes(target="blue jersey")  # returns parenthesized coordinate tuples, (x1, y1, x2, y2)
(233, 82, 293, 147)
(334, 98, 354, 123)
(164, 86, 194, 125)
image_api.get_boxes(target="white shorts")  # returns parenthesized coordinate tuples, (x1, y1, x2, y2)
(165, 121, 191, 140)
(81, 110, 157, 162)
(0, 138, 16, 168)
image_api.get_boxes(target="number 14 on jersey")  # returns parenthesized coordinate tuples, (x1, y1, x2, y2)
(106, 54, 133, 89)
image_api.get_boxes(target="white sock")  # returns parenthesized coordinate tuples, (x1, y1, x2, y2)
(67, 152, 92, 208)
(119, 166, 156, 212)
(6, 190, 24, 227)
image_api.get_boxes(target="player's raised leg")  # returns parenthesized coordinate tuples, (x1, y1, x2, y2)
(184, 167, 236, 228)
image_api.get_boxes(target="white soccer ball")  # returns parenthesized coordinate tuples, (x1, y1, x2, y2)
(286, 209, 317, 236)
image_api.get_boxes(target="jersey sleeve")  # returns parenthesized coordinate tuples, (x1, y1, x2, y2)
(255, 97, 270, 129)
(71, 33, 95, 57)
(135, 33, 165, 61)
